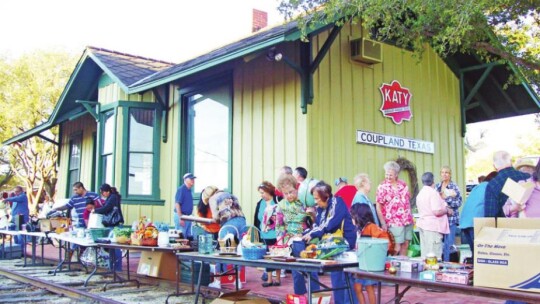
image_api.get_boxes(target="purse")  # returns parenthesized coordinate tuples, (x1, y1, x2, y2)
(102, 206, 124, 227)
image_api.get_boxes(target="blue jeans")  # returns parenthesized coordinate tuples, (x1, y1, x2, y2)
(173, 213, 192, 238)
(291, 241, 320, 294)
(461, 227, 474, 260)
(331, 271, 358, 304)
(443, 224, 457, 261)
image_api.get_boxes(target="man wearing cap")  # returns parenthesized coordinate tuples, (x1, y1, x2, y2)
(334, 177, 356, 210)
(174, 173, 196, 238)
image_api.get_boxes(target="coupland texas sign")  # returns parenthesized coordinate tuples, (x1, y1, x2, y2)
(356, 130, 435, 154)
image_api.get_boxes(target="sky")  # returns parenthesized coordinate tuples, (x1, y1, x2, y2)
(0, 0, 284, 63)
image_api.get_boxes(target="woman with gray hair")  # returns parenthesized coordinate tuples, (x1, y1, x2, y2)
(375, 161, 413, 255)
(416, 172, 449, 258)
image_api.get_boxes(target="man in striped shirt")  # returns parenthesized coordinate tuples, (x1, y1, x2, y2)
(48, 182, 99, 228)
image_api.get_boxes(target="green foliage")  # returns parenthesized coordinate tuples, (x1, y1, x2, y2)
(0, 50, 77, 213)
(278, 0, 540, 87)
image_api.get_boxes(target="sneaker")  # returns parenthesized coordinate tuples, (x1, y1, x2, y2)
(272, 271, 277, 277)
(261, 272, 268, 281)
(208, 280, 221, 288)
(280, 272, 286, 278)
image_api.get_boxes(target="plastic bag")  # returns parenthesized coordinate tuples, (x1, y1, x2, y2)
(407, 232, 421, 257)
(81, 247, 110, 268)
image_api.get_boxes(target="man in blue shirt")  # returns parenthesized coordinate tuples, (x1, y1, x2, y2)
(484, 151, 530, 218)
(4, 186, 30, 243)
(174, 173, 196, 238)
(48, 182, 99, 228)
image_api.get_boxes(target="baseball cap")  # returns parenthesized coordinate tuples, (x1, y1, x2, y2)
(334, 177, 347, 186)
(183, 173, 197, 180)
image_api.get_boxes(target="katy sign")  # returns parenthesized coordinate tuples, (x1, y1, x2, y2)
(379, 80, 412, 124)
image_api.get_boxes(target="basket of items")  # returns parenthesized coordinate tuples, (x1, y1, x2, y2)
(315, 236, 350, 260)
(240, 226, 266, 260)
(88, 228, 111, 242)
(218, 225, 239, 255)
(113, 227, 132, 244)
(269, 235, 292, 257)
(131, 217, 158, 246)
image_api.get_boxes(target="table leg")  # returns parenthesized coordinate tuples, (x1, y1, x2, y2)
(51, 240, 65, 275)
(84, 248, 99, 287)
(194, 261, 204, 304)
(377, 282, 382, 304)
(235, 265, 239, 291)
(23, 234, 27, 267)
(31, 236, 36, 265)
(345, 272, 354, 304)
(307, 272, 312, 304)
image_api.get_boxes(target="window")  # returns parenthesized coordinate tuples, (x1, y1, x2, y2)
(185, 82, 232, 193)
(102, 110, 115, 185)
(128, 108, 155, 196)
(67, 135, 82, 193)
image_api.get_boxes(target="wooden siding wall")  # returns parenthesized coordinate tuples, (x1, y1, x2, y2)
(307, 24, 465, 202)
(57, 114, 97, 199)
(232, 43, 308, 224)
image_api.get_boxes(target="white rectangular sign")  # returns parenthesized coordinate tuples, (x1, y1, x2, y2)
(356, 130, 435, 154)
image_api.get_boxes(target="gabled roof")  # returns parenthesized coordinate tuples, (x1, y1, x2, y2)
(3, 47, 174, 145)
(87, 47, 174, 91)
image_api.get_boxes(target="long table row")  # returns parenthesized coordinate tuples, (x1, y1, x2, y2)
(3, 229, 540, 304)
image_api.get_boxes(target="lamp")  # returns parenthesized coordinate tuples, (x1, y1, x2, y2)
(266, 47, 283, 62)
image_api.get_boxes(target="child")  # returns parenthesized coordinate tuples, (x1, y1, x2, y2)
(350, 204, 395, 304)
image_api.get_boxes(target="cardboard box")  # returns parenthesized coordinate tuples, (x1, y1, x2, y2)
(137, 251, 177, 281)
(436, 268, 473, 285)
(312, 292, 332, 304)
(419, 270, 437, 281)
(389, 256, 424, 272)
(474, 218, 540, 293)
(220, 265, 246, 284)
(502, 179, 534, 204)
(211, 290, 270, 304)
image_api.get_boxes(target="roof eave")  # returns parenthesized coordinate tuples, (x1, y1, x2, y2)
(128, 36, 288, 94)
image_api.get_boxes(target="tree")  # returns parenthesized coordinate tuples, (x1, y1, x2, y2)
(278, 0, 540, 88)
(0, 50, 77, 214)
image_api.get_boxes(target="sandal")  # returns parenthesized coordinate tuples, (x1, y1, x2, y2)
(262, 282, 272, 287)
(272, 281, 281, 286)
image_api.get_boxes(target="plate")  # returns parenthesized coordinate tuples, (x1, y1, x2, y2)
(216, 252, 242, 257)
(263, 255, 284, 259)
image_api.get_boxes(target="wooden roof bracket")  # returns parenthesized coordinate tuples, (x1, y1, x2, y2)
(458, 61, 503, 136)
(152, 87, 169, 143)
(276, 24, 343, 114)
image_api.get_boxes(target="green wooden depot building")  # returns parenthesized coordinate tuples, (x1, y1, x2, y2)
(4, 21, 539, 225)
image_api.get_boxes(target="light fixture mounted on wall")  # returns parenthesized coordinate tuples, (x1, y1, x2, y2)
(266, 47, 283, 62)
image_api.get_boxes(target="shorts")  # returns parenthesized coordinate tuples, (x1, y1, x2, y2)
(354, 277, 377, 286)
(389, 224, 413, 243)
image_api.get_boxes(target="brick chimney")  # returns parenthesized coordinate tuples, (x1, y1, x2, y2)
(252, 9, 268, 32)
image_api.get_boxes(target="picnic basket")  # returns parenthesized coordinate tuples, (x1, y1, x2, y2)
(218, 225, 239, 254)
(241, 226, 266, 260)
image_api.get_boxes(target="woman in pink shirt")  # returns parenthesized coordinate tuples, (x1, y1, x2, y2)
(416, 172, 450, 258)
(504, 159, 540, 218)
(375, 161, 413, 256)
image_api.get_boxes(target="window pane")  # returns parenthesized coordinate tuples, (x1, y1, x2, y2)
(103, 155, 113, 185)
(69, 137, 81, 171)
(188, 84, 231, 193)
(69, 169, 79, 189)
(103, 111, 115, 154)
(128, 153, 153, 195)
(129, 109, 154, 152)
